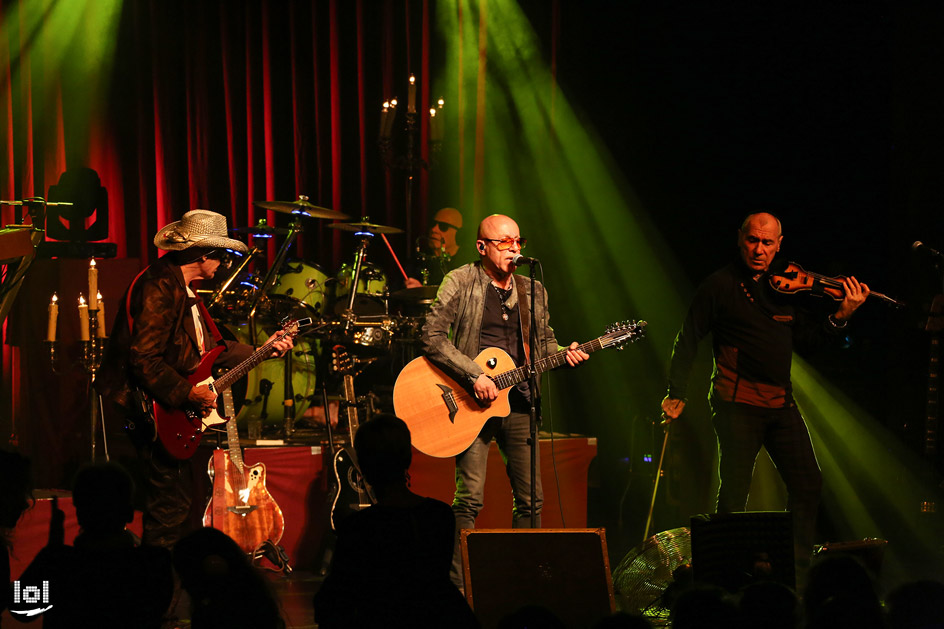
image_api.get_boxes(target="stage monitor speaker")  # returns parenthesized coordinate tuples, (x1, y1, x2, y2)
(460, 528, 615, 629)
(690, 511, 795, 591)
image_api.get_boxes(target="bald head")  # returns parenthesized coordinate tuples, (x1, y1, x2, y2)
(476, 214, 522, 283)
(477, 214, 518, 240)
(740, 213, 782, 237)
(738, 212, 783, 274)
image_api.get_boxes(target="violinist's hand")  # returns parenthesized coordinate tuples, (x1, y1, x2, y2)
(834, 276, 870, 322)
(660, 396, 685, 425)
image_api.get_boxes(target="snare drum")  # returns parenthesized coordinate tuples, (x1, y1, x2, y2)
(271, 261, 330, 319)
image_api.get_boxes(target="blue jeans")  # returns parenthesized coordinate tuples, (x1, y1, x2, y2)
(450, 411, 543, 588)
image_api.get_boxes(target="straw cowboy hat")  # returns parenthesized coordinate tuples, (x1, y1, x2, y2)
(153, 210, 248, 253)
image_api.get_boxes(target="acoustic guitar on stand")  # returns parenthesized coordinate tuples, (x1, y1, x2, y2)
(393, 320, 647, 458)
(203, 397, 285, 554)
(329, 346, 375, 530)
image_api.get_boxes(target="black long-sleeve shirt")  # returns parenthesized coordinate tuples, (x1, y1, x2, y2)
(667, 260, 842, 408)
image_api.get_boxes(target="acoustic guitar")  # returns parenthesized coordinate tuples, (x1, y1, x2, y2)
(203, 393, 285, 553)
(152, 317, 311, 459)
(393, 320, 646, 458)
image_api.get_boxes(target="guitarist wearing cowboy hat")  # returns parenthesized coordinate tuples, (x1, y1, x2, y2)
(97, 209, 293, 548)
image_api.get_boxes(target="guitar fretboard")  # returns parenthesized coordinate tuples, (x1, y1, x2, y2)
(491, 338, 605, 391)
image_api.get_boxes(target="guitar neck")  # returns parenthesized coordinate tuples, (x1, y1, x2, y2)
(343, 374, 359, 436)
(225, 414, 245, 475)
(490, 337, 606, 391)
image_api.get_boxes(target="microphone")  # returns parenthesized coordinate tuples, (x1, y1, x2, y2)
(912, 241, 944, 262)
(512, 254, 539, 266)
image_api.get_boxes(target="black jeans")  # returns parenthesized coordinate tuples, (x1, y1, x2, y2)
(711, 401, 822, 567)
(139, 441, 195, 549)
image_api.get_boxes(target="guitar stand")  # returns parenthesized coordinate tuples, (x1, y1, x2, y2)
(251, 539, 293, 575)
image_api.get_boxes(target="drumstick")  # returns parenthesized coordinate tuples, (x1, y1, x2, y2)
(381, 233, 409, 281)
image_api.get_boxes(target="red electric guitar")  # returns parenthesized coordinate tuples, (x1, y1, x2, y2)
(152, 318, 311, 459)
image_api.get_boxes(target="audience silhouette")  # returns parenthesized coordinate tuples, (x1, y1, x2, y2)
(0, 450, 32, 625)
(802, 553, 884, 629)
(11, 461, 173, 628)
(173, 526, 285, 629)
(885, 578, 944, 629)
(313, 413, 478, 628)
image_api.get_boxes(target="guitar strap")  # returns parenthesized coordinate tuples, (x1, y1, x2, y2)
(514, 274, 531, 363)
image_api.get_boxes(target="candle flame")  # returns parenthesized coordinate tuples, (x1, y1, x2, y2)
(79, 294, 87, 306)
(97, 291, 103, 300)
(429, 108, 437, 117)
(390, 98, 398, 107)
(409, 75, 415, 85)
(438, 98, 445, 108)
(89, 258, 97, 268)
(383, 101, 390, 109)
(51, 293, 58, 304)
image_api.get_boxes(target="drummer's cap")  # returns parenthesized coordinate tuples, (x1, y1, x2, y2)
(433, 207, 462, 230)
(154, 209, 249, 254)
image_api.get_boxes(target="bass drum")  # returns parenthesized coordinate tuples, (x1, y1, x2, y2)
(225, 323, 318, 437)
(270, 260, 331, 320)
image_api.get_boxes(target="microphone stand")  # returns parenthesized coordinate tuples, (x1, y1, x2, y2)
(527, 262, 540, 528)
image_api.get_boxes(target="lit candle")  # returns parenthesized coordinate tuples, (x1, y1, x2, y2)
(408, 75, 416, 113)
(429, 108, 443, 142)
(88, 259, 99, 310)
(380, 102, 390, 139)
(78, 294, 89, 341)
(438, 97, 444, 109)
(47, 294, 58, 342)
(96, 292, 106, 338)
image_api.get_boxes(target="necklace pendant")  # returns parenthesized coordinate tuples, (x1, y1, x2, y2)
(502, 312, 509, 321)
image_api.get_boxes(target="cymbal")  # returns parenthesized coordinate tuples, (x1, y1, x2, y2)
(389, 285, 439, 302)
(253, 195, 350, 220)
(230, 225, 291, 236)
(327, 220, 404, 235)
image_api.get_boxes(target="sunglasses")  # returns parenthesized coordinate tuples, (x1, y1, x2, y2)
(206, 250, 234, 268)
(434, 221, 459, 232)
(481, 237, 527, 251)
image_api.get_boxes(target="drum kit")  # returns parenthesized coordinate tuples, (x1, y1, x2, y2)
(201, 196, 435, 440)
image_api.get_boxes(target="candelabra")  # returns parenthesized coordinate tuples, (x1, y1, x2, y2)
(45, 259, 110, 462)
(378, 74, 445, 249)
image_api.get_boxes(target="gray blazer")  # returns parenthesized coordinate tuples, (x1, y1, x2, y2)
(421, 262, 562, 386)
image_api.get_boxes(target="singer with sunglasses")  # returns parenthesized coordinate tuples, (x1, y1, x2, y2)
(97, 209, 293, 548)
(421, 214, 589, 590)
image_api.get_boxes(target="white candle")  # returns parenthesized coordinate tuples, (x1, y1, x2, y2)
(78, 295, 89, 341)
(47, 294, 58, 342)
(87, 259, 98, 310)
(96, 292, 106, 338)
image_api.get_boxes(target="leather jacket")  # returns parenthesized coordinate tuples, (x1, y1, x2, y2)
(421, 262, 561, 386)
(96, 257, 251, 414)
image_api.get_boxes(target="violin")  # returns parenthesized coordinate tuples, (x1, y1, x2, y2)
(767, 261, 904, 308)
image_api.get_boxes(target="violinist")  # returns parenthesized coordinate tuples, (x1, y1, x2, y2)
(660, 212, 870, 586)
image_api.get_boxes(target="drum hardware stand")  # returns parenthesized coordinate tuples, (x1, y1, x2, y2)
(208, 246, 262, 310)
(341, 229, 376, 333)
(247, 221, 304, 440)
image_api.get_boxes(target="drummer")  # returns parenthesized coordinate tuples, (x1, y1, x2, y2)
(404, 208, 470, 289)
